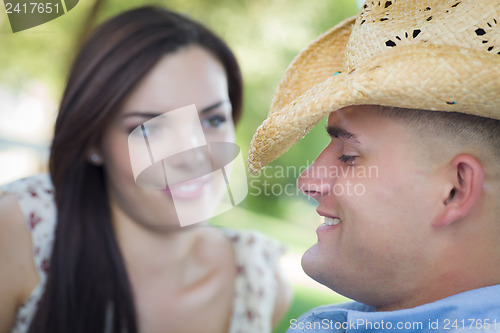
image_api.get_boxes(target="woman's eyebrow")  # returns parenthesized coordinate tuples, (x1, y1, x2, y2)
(326, 126, 360, 144)
(200, 100, 229, 114)
(121, 112, 161, 119)
(121, 100, 230, 119)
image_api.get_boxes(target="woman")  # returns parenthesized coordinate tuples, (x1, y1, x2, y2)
(0, 6, 290, 333)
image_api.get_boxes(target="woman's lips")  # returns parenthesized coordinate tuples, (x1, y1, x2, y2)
(163, 177, 210, 200)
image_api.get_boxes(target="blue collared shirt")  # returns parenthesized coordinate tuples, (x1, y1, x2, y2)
(287, 284, 500, 332)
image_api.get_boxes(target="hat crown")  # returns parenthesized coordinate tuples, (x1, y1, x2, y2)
(343, 0, 500, 71)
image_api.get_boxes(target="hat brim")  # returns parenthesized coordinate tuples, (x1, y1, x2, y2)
(247, 23, 500, 174)
(268, 16, 357, 115)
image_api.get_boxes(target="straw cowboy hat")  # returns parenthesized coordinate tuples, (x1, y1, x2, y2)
(247, 0, 500, 174)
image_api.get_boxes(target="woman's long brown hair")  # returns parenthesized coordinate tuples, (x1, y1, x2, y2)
(28, 6, 242, 333)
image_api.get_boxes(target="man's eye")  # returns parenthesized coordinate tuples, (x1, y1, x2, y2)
(338, 154, 357, 165)
(202, 115, 227, 128)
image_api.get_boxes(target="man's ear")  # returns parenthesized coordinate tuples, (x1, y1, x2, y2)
(433, 154, 484, 228)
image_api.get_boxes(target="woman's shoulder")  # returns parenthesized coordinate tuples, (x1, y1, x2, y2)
(0, 173, 56, 231)
(0, 179, 44, 331)
(0, 191, 29, 244)
(0, 173, 54, 203)
(0, 173, 56, 283)
(0, 172, 56, 272)
(216, 227, 291, 331)
(217, 227, 287, 293)
(220, 228, 287, 266)
(188, 226, 286, 275)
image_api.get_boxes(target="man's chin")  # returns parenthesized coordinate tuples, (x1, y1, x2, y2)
(301, 245, 328, 284)
(301, 245, 347, 294)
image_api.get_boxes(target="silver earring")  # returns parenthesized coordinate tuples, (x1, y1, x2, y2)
(91, 153, 100, 163)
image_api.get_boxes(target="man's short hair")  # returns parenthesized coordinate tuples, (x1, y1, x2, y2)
(375, 106, 500, 168)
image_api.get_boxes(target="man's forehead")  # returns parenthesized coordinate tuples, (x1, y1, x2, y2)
(327, 105, 381, 124)
(326, 105, 405, 141)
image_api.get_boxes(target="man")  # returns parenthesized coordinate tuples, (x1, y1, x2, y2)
(247, 0, 500, 332)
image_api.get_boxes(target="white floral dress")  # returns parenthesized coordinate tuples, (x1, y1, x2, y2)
(1, 174, 285, 333)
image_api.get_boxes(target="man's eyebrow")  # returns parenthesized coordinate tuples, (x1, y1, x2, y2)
(121, 100, 229, 119)
(326, 126, 360, 144)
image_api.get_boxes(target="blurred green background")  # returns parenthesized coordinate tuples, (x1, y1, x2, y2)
(0, 0, 361, 332)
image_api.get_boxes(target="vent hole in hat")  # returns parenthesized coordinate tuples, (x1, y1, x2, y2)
(424, 7, 431, 11)
(381, 18, 389, 21)
(384, 1, 392, 8)
(385, 40, 397, 47)
(451, 2, 461, 8)
(413, 29, 422, 38)
(475, 28, 487, 36)
(427, 16, 433, 21)
(475, 19, 498, 53)
(446, 101, 457, 105)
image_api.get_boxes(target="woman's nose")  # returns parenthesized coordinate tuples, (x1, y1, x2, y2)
(166, 130, 209, 168)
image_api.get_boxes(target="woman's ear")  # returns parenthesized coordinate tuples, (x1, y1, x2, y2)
(433, 154, 484, 228)
(87, 148, 103, 166)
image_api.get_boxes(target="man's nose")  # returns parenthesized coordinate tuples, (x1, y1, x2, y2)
(297, 150, 334, 200)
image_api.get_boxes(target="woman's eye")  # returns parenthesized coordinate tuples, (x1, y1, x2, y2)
(202, 115, 227, 129)
(142, 126, 154, 137)
(129, 124, 159, 137)
(338, 154, 357, 165)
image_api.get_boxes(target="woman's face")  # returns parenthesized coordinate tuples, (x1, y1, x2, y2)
(99, 45, 235, 230)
